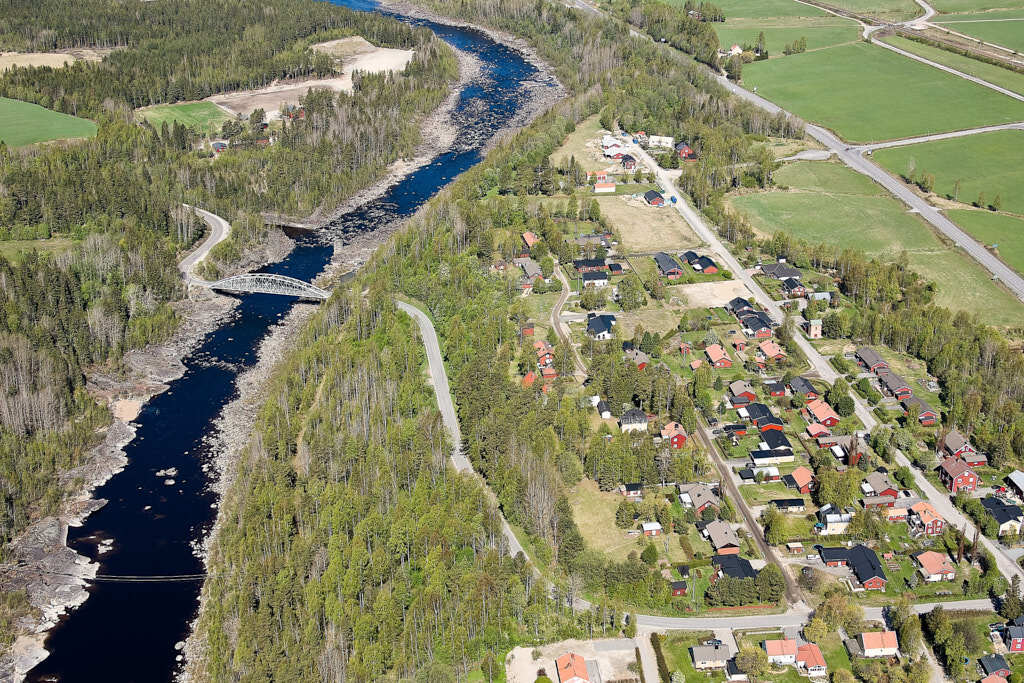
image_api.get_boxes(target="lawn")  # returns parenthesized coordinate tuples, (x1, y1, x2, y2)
(739, 481, 794, 506)
(715, 19, 860, 55)
(703, 0, 829, 18)
(0, 96, 96, 147)
(659, 631, 726, 682)
(825, 0, 923, 20)
(597, 195, 701, 252)
(774, 160, 885, 195)
(137, 101, 232, 136)
(933, 8, 1024, 44)
(946, 209, 1024, 275)
(729, 161, 1024, 325)
(740, 42, 1024, 142)
(872, 129, 1024, 214)
(881, 35, 1024, 96)
(550, 113, 611, 173)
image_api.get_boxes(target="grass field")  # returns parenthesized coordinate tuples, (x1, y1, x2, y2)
(872, 129, 1024, 214)
(551, 114, 611, 173)
(881, 35, 1024, 95)
(740, 42, 1024, 142)
(946, 209, 1024, 274)
(774, 160, 886, 194)
(934, 11, 1024, 51)
(137, 101, 232, 136)
(932, 2, 1024, 18)
(597, 195, 701, 252)
(0, 97, 96, 147)
(0, 238, 76, 262)
(698, 0, 828, 18)
(716, 19, 860, 54)
(825, 0, 922, 20)
(730, 161, 1024, 325)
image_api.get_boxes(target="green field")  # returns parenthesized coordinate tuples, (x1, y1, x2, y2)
(872, 129, 1024, 214)
(0, 96, 96, 147)
(741, 42, 1024, 142)
(946, 209, 1024, 274)
(0, 238, 76, 262)
(730, 161, 1024, 324)
(825, 0, 922, 20)
(683, 0, 826, 18)
(882, 35, 1024, 95)
(934, 10, 1024, 51)
(716, 19, 860, 54)
(138, 101, 232, 136)
(932, 1, 1024, 17)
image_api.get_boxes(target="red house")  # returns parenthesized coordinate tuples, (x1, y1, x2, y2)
(661, 422, 688, 449)
(675, 141, 697, 160)
(804, 399, 840, 428)
(765, 381, 786, 397)
(705, 344, 732, 369)
(791, 466, 815, 494)
(1006, 625, 1024, 652)
(879, 372, 913, 401)
(939, 457, 977, 493)
(903, 396, 939, 426)
(729, 380, 756, 404)
(671, 580, 688, 596)
(522, 371, 536, 388)
(943, 429, 987, 466)
(910, 501, 945, 536)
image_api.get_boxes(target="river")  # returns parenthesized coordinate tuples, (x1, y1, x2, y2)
(26, 3, 551, 680)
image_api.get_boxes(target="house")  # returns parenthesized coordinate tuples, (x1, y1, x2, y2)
(752, 466, 781, 482)
(764, 639, 798, 665)
(678, 483, 720, 514)
(757, 415, 785, 432)
(903, 396, 938, 425)
(943, 429, 986, 466)
(653, 251, 681, 278)
(741, 403, 773, 423)
(691, 644, 729, 670)
(909, 501, 945, 536)
(705, 520, 740, 555)
(772, 498, 806, 512)
(981, 676, 1008, 683)
(625, 348, 649, 370)
(644, 189, 665, 207)
(621, 154, 636, 170)
(764, 380, 786, 397)
(796, 643, 827, 676)
(661, 422, 688, 449)
(803, 398, 840, 427)
(603, 144, 625, 159)
(939, 457, 977, 493)
(689, 359, 703, 371)
(522, 370, 536, 388)
(586, 313, 616, 340)
(726, 658, 749, 682)
(679, 341, 692, 356)
(790, 466, 816, 494)
(858, 631, 899, 658)
(587, 170, 609, 184)
(806, 423, 830, 440)
(878, 372, 912, 400)
(820, 545, 886, 590)
(642, 521, 663, 537)
(597, 400, 611, 419)
(712, 554, 757, 580)
(513, 257, 543, 280)
(671, 580, 688, 596)
(675, 140, 697, 160)
(911, 550, 955, 582)
(750, 449, 794, 466)
(732, 337, 747, 352)
(862, 495, 896, 510)
(789, 376, 818, 398)
(682, 250, 699, 266)
(887, 494, 921, 522)
(555, 653, 590, 683)
(759, 339, 786, 362)
(740, 312, 773, 338)
(694, 256, 718, 274)
(862, 471, 899, 499)
(573, 258, 607, 273)
(522, 231, 541, 251)
(620, 408, 649, 433)
(729, 380, 756, 404)
(726, 297, 755, 317)
(582, 271, 609, 288)
(781, 277, 806, 298)
(760, 430, 792, 451)
(804, 318, 823, 339)
(820, 433, 867, 466)
(760, 262, 801, 280)
(541, 366, 558, 380)
(1005, 625, 1024, 653)
(608, 262, 623, 275)
(982, 497, 1024, 536)
(622, 482, 643, 501)
(817, 504, 854, 535)
(534, 340, 555, 367)
(855, 347, 889, 373)
(980, 654, 1011, 679)
(705, 344, 732, 369)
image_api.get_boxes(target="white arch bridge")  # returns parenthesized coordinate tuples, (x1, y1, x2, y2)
(197, 273, 330, 301)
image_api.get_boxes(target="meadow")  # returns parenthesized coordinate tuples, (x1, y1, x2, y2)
(715, 19, 860, 54)
(729, 161, 1024, 325)
(680, 0, 823, 18)
(137, 101, 232, 136)
(931, 2, 1024, 18)
(0, 96, 96, 146)
(823, 0, 922, 20)
(881, 35, 1024, 95)
(934, 10, 1024, 51)
(946, 209, 1024, 275)
(740, 42, 1024, 142)
(872, 129, 1024, 214)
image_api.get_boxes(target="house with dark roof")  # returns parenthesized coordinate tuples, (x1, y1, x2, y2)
(573, 258, 607, 273)
(653, 252, 682, 278)
(772, 498, 806, 512)
(712, 554, 757, 580)
(671, 580, 688, 596)
(789, 376, 818, 398)
(621, 153, 636, 170)
(982, 497, 1024, 536)
(757, 415, 785, 432)
(582, 271, 609, 288)
(682, 250, 699, 265)
(742, 403, 773, 422)
(980, 654, 1010, 679)
(586, 313, 616, 340)
(939, 457, 977, 493)
(597, 400, 611, 419)
(902, 396, 939, 425)
(781, 277, 806, 297)
(761, 430, 792, 451)
(740, 311, 773, 338)
(694, 256, 718, 274)
(726, 297, 754, 316)
(760, 262, 801, 280)
(620, 407, 649, 433)
(750, 449, 794, 465)
(878, 372, 912, 400)
(644, 189, 665, 207)
(675, 140, 697, 160)
(855, 347, 888, 374)
(818, 545, 886, 590)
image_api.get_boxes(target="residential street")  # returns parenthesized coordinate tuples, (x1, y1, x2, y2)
(552, 264, 589, 379)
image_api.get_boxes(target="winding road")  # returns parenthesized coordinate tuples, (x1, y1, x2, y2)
(177, 205, 231, 283)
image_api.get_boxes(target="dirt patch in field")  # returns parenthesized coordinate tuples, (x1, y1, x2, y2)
(599, 194, 701, 252)
(207, 40, 415, 119)
(669, 279, 753, 308)
(0, 49, 110, 72)
(506, 637, 639, 683)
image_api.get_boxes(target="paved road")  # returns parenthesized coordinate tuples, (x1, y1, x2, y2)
(177, 205, 230, 283)
(856, 121, 1024, 151)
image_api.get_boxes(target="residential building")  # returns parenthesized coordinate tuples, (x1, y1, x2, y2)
(981, 675, 1009, 683)
(772, 498, 806, 512)
(1005, 625, 1024, 653)
(982, 497, 1024, 536)
(705, 520, 740, 555)
(939, 457, 978, 493)
(593, 181, 616, 193)
(741, 403, 773, 423)
(817, 504, 853, 535)
(582, 271, 609, 288)
(806, 423, 830, 439)
(706, 344, 732, 369)
(859, 631, 899, 658)
(760, 430, 792, 451)
(573, 257, 607, 273)
(522, 231, 541, 251)
(804, 318, 823, 339)
(678, 483, 720, 514)
(902, 396, 939, 425)
(760, 262, 801, 280)
(642, 521, 663, 537)
(862, 471, 899, 499)
(644, 189, 665, 206)
(726, 658, 749, 682)
(764, 380, 786, 397)
(750, 449, 795, 466)
(796, 643, 827, 676)
(752, 465, 781, 482)
(740, 311, 773, 338)
(712, 554, 757, 581)
(909, 501, 945, 536)
(661, 422, 688, 449)
(943, 429, 987, 466)
(586, 313, 616, 340)
(625, 348, 650, 370)
(803, 398, 840, 427)
(757, 415, 785, 432)
(691, 645, 729, 670)
(622, 483, 643, 501)
(620, 408, 648, 433)
(671, 580, 688, 596)
(653, 251, 682, 278)
(555, 653, 590, 683)
(621, 154, 636, 170)
(694, 255, 718, 273)
(980, 654, 1011, 679)
(764, 639, 798, 665)
(820, 545, 887, 590)
(726, 296, 754, 317)
(675, 140, 697, 160)
(729, 380, 756, 404)
(781, 277, 806, 298)
(878, 372, 912, 400)
(790, 466, 816, 494)
(513, 256, 542, 280)
(912, 550, 955, 582)
(597, 400, 611, 419)
(855, 347, 889, 373)
(1008, 470, 1024, 498)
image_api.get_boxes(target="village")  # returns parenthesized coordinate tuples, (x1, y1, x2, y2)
(502, 119, 1024, 683)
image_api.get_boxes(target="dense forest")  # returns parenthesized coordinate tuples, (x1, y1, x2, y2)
(0, 0, 456, 575)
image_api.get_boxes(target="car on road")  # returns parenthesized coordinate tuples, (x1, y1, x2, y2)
(703, 639, 723, 646)
(712, 429, 723, 435)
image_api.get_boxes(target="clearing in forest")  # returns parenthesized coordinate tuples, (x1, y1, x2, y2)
(137, 101, 233, 136)
(0, 48, 110, 72)
(0, 96, 96, 146)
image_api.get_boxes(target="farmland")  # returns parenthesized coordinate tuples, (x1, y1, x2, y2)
(715, 19, 859, 55)
(823, 0, 922, 20)
(729, 161, 1024, 325)
(872, 129, 1024, 215)
(740, 42, 1024, 142)
(137, 101, 233, 136)
(881, 35, 1024, 96)
(946, 210, 1024, 275)
(694, 0, 825, 18)
(0, 96, 96, 147)
(933, 6, 1024, 34)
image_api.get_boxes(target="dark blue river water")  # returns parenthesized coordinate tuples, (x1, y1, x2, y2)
(27, 3, 551, 680)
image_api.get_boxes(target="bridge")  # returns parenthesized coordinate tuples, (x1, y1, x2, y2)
(203, 273, 330, 301)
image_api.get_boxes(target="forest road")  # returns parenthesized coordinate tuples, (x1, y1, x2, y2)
(178, 205, 231, 283)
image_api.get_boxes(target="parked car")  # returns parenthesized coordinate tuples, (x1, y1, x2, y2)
(703, 639, 723, 646)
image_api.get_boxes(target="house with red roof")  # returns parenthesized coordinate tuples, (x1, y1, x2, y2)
(909, 501, 945, 536)
(912, 550, 955, 582)
(758, 339, 786, 362)
(803, 398, 840, 427)
(705, 344, 732, 369)
(796, 643, 827, 677)
(661, 422, 688, 449)
(939, 457, 977, 493)
(790, 466, 816, 494)
(555, 652, 590, 683)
